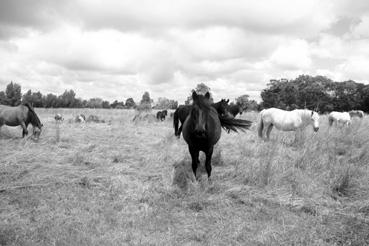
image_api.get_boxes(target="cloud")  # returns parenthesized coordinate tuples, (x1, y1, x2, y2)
(0, 0, 369, 103)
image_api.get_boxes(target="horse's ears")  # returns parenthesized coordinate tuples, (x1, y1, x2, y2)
(192, 91, 198, 100)
(205, 92, 210, 99)
(226, 99, 229, 103)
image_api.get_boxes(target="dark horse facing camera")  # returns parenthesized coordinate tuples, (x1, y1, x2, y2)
(173, 98, 232, 138)
(0, 102, 43, 140)
(182, 91, 252, 181)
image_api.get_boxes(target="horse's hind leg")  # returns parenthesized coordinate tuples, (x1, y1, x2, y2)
(205, 146, 214, 181)
(266, 124, 273, 140)
(189, 146, 200, 180)
(21, 122, 28, 138)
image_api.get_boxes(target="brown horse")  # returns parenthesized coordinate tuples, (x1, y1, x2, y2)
(182, 92, 252, 181)
(0, 103, 43, 139)
(173, 99, 232, 138)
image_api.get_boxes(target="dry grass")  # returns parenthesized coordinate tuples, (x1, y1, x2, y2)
(1, 109, 369, 245)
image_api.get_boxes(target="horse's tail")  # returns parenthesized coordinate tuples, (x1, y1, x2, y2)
(219, 116, 252, 133)
(173, 109, 180, 136)
(257, 115, 264, 138)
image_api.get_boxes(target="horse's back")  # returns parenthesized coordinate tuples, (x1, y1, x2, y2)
(0, 104, 27, 126)
(261, 108, 307, 131)
(177, 105, 192, 123)
(330, 111, 350, 121)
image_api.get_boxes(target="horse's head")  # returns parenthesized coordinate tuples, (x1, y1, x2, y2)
(32, 124, 43, 140)
(310, 111, 319, 132)
(217, 99, 233, 118)
(191, 91, 211, 138)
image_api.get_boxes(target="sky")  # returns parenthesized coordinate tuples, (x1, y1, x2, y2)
(0, 0, 369, 104)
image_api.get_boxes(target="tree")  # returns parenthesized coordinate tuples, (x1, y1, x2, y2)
(86, 98, 103, 108)
(102, 100, 111, 109)
(5, 82, 22, 106)
(110, 100, 124, 109)
(185, 83, 213, 105)
(235, 94, 250, 111)
(168, 99, 178, 109)
(138, 91, 152, 111)
(43, 93, 58, 108)
(0, 91, 6, 105)
(140, 91, 153, 105)
(125, 98, 136, 109)
(58, 90, 77, 107)
(22, 90, 43, 107)
(22, 89, 33, 104)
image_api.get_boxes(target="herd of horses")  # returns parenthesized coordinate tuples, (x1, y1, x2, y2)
(0, 94, 365, 182)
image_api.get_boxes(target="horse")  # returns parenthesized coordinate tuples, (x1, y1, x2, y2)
(258, 108, 319, 140)
(156, 110, 168, 121)
(349, 110, 364, 118)
(0, 102, 43, 139)
(228, 104, 243, 118)
(328, 111, 351, 126)
(174, 99, 231, 138)
(55, 113, 64, 122)
(75, 114, 86, 123)
(182, 92, 252, 181)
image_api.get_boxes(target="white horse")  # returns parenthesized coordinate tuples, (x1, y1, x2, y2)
(328, 112, 351, 126)
(258, 108, 320, 140)
(349, 110, 364, 119)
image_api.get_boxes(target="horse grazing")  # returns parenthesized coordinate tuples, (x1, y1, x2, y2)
(156, 110, 168, 121)
(228, 104, 243, 118)
(258, 108, 319, 140)
(349, 110, 364, 119)
(174, 99, 231, 138)
(55, 114, 64, 122)
(182, 92, 252, 181)
(75, 114, 86, 123)
(0, 103, 43, 139)
(328, 111, 351, 126)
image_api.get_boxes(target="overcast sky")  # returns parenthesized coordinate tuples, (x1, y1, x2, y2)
(0, 0, 369, 103)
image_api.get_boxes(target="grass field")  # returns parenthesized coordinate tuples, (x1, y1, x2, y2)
(1, 109, 369, 245)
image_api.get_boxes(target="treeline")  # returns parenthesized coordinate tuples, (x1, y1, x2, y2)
(0, 82, 178, 109)
(261, 75, 369, 113)
(2, 75, 368, 112)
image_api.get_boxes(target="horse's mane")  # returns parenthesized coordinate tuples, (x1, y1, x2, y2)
(23, 102, 42, 127)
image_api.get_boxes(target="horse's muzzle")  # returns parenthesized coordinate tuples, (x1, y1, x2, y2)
(314, 127, 319, 132)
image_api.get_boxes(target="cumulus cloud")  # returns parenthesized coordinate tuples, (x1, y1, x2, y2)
(0, 0, 369, 103)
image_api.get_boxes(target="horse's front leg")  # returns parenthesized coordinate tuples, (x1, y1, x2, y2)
(21, 122, 28, 137)
(266, 124, 273, 140)
(189, 146, 200, 180)
(205, 146, 214, 182)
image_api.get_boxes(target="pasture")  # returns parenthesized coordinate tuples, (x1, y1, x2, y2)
(1, 109, 369, 245)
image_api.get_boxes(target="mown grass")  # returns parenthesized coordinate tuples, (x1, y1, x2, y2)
(1, 109, 369, 245)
